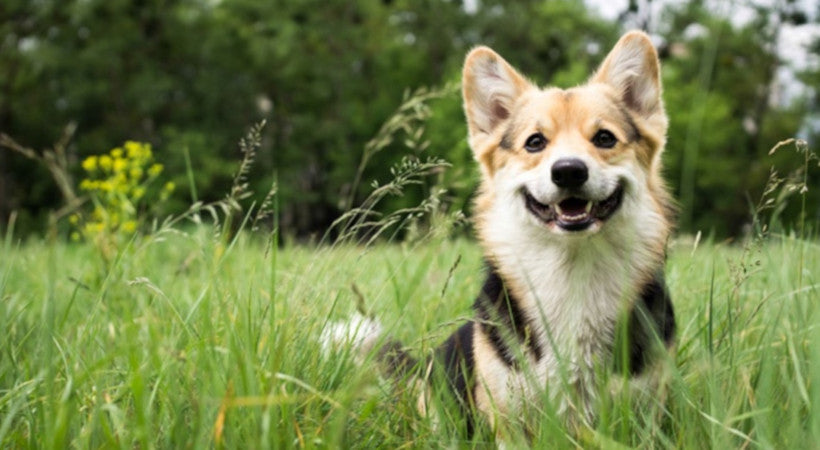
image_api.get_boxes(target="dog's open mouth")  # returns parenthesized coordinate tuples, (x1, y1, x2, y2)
(523, 184, 624, 232)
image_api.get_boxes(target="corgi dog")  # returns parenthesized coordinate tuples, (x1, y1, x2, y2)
(328, 30, 675, 438)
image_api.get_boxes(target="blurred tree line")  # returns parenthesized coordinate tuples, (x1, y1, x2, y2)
(1, 0, 817, 238)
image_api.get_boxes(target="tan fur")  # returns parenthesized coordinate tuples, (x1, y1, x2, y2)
(472, 323, 506, 428)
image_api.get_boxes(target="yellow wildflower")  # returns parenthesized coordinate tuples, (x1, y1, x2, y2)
(80, 179, 95, 191)
(148, 163, 163, 177)
(125, 141, 139, 158)
(122, 221, 137, 233)
(113, 158, 127, 173)
(125, 141, 151, 160)
(73, 140, 169, 246)
(99, 155, 113, 171)
(82, 156, 98, 172)
(113, 173, 127, 189)
(84, 222, 104, 234)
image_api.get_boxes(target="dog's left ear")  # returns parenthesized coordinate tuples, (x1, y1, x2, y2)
(592, 31, 662, 119)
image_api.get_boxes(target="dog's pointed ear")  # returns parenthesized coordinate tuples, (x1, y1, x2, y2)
(462, 47, 532, 139)
(592, 31, 662, 119)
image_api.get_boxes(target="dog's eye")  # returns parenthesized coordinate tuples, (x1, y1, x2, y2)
(524, 133, 547, 153)
(592, 129, 618, 149)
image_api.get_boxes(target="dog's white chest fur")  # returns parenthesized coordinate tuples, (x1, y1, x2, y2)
(501, 245, 633, 412)
(524, 249, 631, 414)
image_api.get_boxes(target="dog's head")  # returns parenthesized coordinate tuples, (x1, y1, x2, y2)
(463, 31, 672, 250)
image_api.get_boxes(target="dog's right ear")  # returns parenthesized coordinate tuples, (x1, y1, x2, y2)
(591, 31, 663, 120)
(462, 47, 532, 140)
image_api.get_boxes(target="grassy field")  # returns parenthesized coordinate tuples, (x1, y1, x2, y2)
(1, 226, 819, 448)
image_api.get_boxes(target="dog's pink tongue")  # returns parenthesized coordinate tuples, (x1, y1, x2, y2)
(558, 198, 589, 217)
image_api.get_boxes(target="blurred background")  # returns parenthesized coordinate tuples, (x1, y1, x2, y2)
(1, 0, 818, 239)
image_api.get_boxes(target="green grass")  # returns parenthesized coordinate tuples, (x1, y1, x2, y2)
(1, 228, 819, 448)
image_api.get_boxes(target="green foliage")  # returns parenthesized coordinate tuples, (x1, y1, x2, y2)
(658, 1, 819, 234)
(0, 0, 818, 237)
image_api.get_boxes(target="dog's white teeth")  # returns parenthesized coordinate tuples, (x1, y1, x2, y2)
(563, 213, 588, 220)
(555, 201, 593, 221)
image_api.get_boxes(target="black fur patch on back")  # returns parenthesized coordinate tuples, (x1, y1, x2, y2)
(434, 321, 477, 435)
(474, 265, 542, 367)
(612, 273, 676, 375)
(428, 265, 542, 436)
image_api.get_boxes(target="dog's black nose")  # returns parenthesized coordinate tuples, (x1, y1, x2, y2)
(551, 158, 588, 188)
